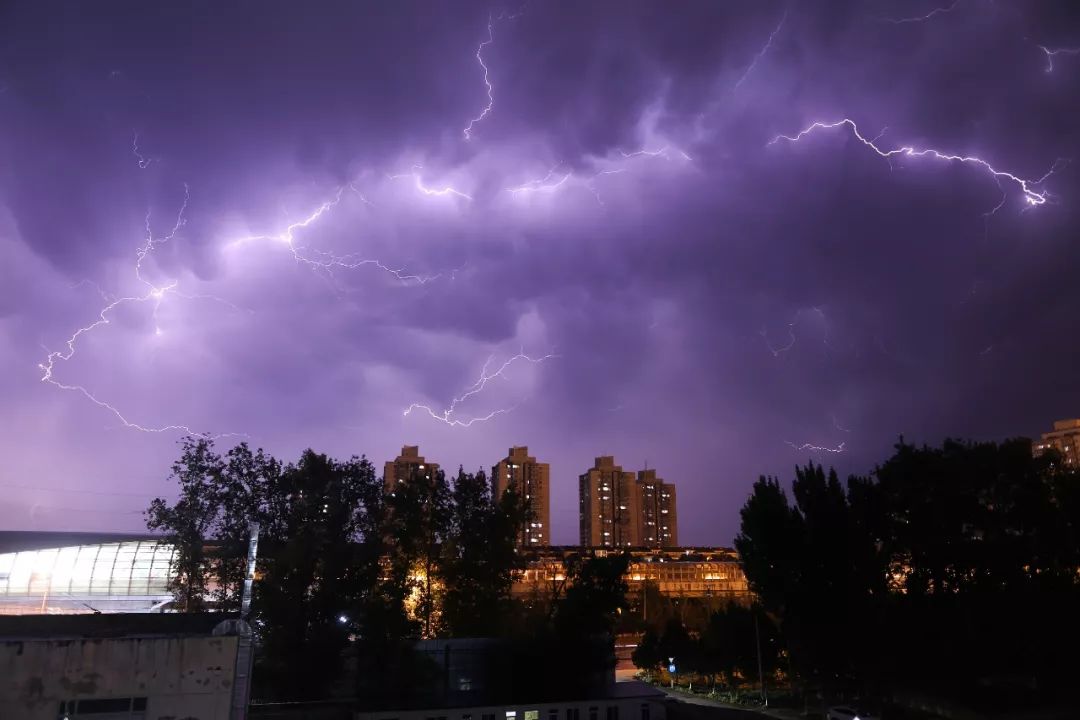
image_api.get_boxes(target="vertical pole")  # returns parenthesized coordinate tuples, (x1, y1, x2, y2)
(754, 609, 767, 707)
(231, 522, 260, 720)
(240, 522, 260, 617)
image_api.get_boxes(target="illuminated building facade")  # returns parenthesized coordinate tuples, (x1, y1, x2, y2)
(384, 444, 440, 491)
(634, 469, 678, 548)
(492, 446, 550, 547)
(513, 547, 750, 601)
(0, 533, 175, 615)
(579, 456, 638, 547)
(1032, 418, 1080, 467)
(0, 533, 752, 617)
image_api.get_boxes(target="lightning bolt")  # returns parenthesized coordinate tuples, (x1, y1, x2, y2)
(760, 307, 817, 357)
(733, 7, 788, 91)
(506, 167, 574, 196)
(831, 414, 852, 433)
(463, 14, 498, 141)
(403, 350, 556, 427)
(39, 186, 241, 436)
(506, 146, 691, 205)
(229, 182, 446, 284)
(883, 0, 960, 25)
(131, 130, 154, 169)
(618, 147, 693, 161)
(785, 441, 846, 453)
(760, 319, 798, 357)
(1038, 45, 1080, 73)
(770, 118, 1064, 209)
(388, 165, 473, 201)
(44, 173, 449, 435)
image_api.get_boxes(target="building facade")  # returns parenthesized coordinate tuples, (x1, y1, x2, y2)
(0, 613, 244, 720)
(384, 445, 440, 491)
(580, 456, 639, 547)
(513, 547, 750, 601)
(634, 470, 678, 548)
(492, 446, 551, 547)
(1032, 418, 1080, 467)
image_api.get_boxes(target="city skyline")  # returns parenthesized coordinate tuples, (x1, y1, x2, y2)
(2, 2, 1079, 547)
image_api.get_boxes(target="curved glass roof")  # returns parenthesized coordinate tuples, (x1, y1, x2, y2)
(0, 540, 176, 614)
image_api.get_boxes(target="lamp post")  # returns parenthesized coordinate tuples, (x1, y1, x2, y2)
(754, 609, 767, 707)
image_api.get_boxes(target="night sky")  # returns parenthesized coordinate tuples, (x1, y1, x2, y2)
(2, 1, 1079, 545)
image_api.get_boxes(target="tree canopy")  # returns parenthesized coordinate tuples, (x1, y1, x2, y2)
(733, 438, 1080, 706)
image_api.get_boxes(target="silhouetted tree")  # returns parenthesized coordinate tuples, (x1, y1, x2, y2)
(442, 468, 527, 636)
(632, 626, 663, 675)
(145, 436, 224, 611)
(736, 439, 1080, 708)
(382, 464, 451, 638)
(148, 440, 386, 700)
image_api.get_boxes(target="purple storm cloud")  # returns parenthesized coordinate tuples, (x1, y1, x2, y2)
(1, 1, 1078, 545)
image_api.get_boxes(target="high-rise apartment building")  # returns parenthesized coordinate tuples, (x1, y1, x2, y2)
(492, 446, 551, 547)
(579, 456, 639, 547)
(1032, 418, 1080, 467)
(384, 445, 439, 492)
(634, 469, 678, 548)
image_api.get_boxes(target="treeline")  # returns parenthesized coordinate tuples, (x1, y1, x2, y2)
(146, 438, 630, 704)
(632, 605, 782, 693)
(733, 438, 1080, 709)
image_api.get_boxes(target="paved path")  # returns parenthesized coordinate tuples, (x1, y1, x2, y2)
(657, 687, 796, 720)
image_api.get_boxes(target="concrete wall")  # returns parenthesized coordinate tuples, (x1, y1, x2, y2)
(0, 633, 238, 720)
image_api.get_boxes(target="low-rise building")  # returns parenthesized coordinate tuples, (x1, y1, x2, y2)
(514, 547, 750, 602)
(0, 613, 247, 720)
(355, 682, 667, 720)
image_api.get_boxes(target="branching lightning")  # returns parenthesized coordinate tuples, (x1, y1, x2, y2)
(38, 186, 237, 436)
(463, 14, 499, 141)
(618, 147, 692, 162)
(43, 173, 453, 435)
(1038, 45, 1080, 73)
(760, 317, 798, 357)
(388, 165, 473, 201)
(734, 7, 788, 91)
(506, 146, 691, 205)
(785, 440, 846, 453)
(230, 182, 447, 284)
(506, 167, 573, 195)
(770, 118, 1064, 209)
(131, 131, 155, 169)
(883, 0, 960, 25)
(403, 350, 556, 427)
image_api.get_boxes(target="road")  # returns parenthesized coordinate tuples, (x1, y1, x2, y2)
(659, 689, 779, 720)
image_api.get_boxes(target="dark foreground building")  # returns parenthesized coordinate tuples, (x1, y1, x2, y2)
(0, 613, 250, 720)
